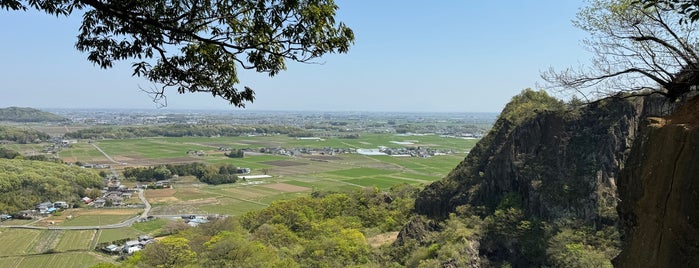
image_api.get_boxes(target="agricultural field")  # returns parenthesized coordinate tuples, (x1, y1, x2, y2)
(117, 134, 475, 217)
(0, 130, 480, 267)
(0, 252, 108, 268)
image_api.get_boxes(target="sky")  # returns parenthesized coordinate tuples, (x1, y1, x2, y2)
(0, 1, 589, 113)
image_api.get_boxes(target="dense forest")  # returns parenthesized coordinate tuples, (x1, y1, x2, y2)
(0, 158, 103, 214)
(0, 107, 68, 122)
(64, 125, 309, 139)
(0, 126, 51, 143)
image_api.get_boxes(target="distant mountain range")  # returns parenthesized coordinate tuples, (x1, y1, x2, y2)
(0, 107, 68, 122)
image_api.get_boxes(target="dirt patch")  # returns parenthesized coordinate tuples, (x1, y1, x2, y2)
(367, 231, 399, 248)
(146, 188, 176, 198)
(262, 183, 311, 192)
(146, 189, 180, 203)
(150, 196, 179, 204)
(262, 160, 308, 167)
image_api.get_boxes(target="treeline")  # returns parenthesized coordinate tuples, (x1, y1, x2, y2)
(0, 126, 51, 143)
(122, 163, 239, 185)
(64, 124, 309, 139)
(0, 159, 102, 214)
(223, 149, 244, 158)
(0, 147, 62, 163)
(0, 107, 68, 122)
(109, 185, 419, 268)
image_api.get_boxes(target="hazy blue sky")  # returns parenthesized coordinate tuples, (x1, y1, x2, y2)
(0, 1, 588, 112)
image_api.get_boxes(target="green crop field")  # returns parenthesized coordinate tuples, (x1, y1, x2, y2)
(0, 229, 42, 257)
(8, 252, 106, 268)
(131, 218, 168, 234)
(326, 167, 398, 178)
(55, 230, 95, 251)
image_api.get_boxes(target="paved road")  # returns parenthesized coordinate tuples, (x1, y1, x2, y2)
(138, 189, 151, 219)
(0, 189, 153, 231)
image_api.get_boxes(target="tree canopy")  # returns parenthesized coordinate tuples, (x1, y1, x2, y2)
(543, 0, 699, 101)
(1, 0, 354, 107)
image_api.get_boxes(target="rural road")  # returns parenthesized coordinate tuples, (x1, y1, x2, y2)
(90, 143, 122, 164)
(1, 189, 153, 231)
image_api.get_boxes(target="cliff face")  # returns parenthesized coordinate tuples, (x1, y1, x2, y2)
(614, 96, 699, 267)
(416, 95, 648, 224)
(413, 90, 699, 266)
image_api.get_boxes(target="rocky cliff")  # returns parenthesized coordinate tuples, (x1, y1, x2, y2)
(411, 89, 699, 266)
(614, 96, 699, 267)
(415, 91, 652, 224)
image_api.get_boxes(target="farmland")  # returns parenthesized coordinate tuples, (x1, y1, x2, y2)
(0, 111, 491, 267)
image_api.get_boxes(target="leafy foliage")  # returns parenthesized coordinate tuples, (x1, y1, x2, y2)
(108, 185, 419, 267)
(638, 0, 699, 23)
(543, 0, 699, 100)
(1, 0, 354, 106)
(123, 162, 239, 185)
(0, 158, 102, 213)
(0, 147, 21, 159)
(499, 89, 566, 125)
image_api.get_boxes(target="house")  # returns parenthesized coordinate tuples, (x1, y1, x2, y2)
(53, 201, 69, 209)
(0, 214, 11, 221)
(82, 197, 93, 204)
(154, 180, 170, 188)
(105, 195, 123, 206)
(16, 210, 37, 219)
(186, 217, 209, 227)
(125, 245, 142, 254)
(93, 198, 106, 208)
(104, 244, 121, 253)
(36, 202, 54, 214)
(122, 240, 143, 254)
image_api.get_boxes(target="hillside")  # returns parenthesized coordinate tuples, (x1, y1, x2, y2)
(0, 106, 68, 122)
(0, 158, 103, 214)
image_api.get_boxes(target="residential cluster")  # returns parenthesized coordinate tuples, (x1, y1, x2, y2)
(102, 235, 155, 255)
(14, 200, 71, 219)
(258, 147, 351, 157)
(84, 175, 139, 208)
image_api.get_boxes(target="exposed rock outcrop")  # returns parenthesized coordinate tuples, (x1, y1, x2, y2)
(412, 89, 699, 266)
(415, 93, 657, 225)
(614, 96, 699, 267)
